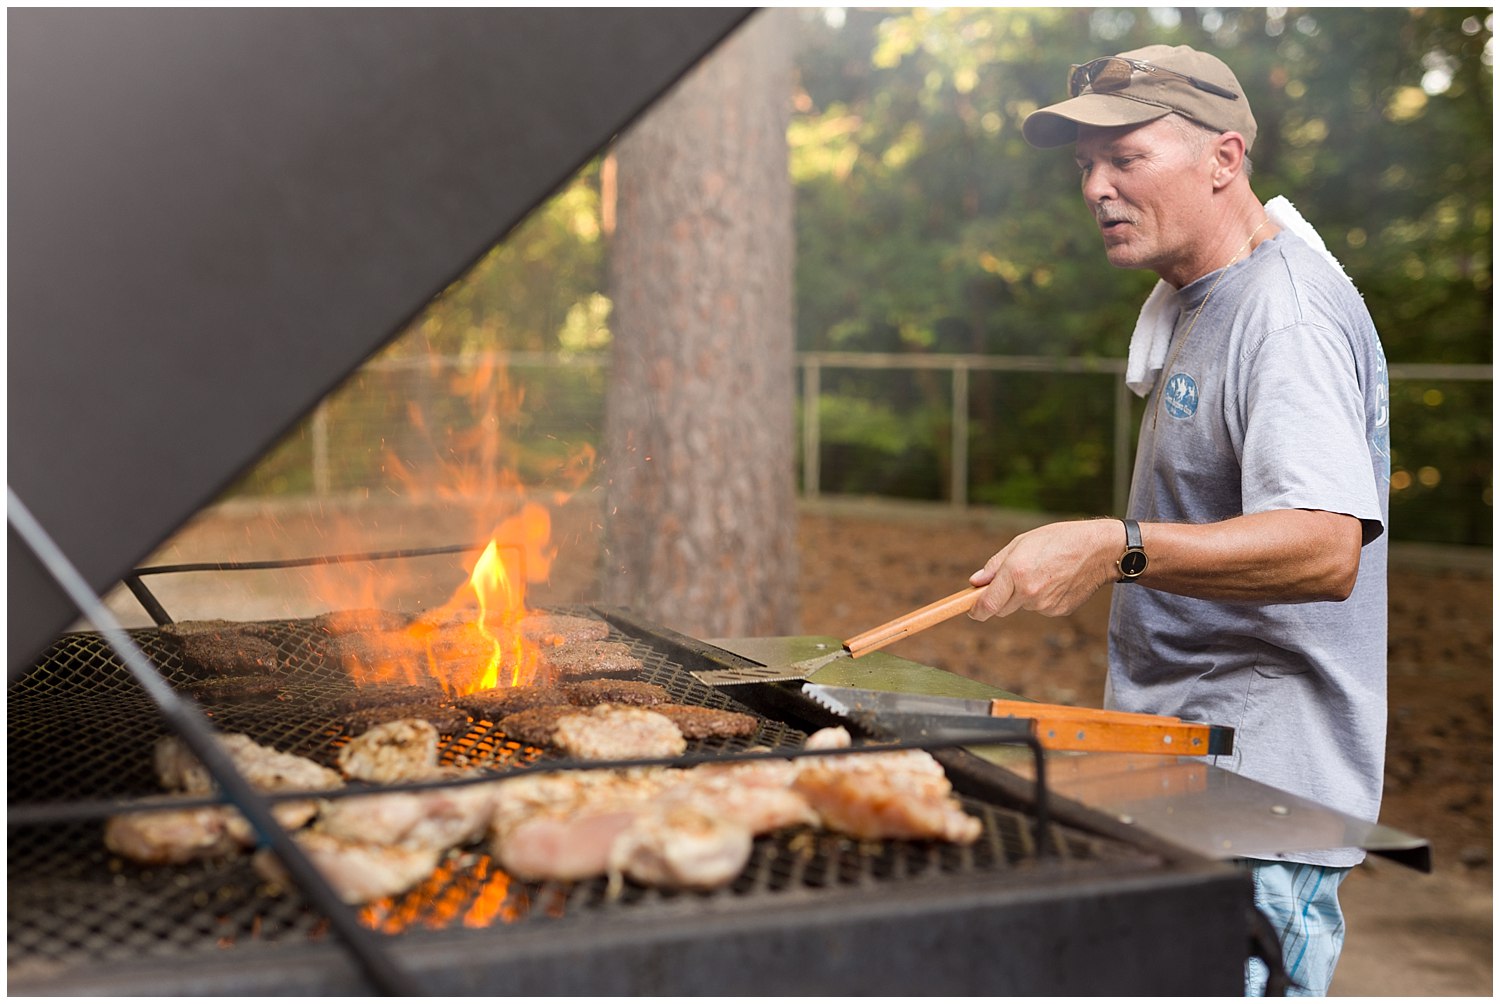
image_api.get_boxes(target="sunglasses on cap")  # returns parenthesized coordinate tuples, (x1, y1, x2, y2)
(1068, 56, 1240, 101)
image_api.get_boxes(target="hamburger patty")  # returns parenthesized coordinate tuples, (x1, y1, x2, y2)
(344, 702, 469, 737)
(561, 679, 671, 707)
(652, 705, 760, 740)
(455, 685, 575, 721)
(177, 631, 281, 677)
(537, 641, 644, 680)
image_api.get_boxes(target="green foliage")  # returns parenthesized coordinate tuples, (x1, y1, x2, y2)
(233, 8, 1492, 546)
(792, 7, 1492, 543)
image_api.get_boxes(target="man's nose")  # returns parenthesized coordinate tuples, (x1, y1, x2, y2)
(1081, 166, 1115, 205)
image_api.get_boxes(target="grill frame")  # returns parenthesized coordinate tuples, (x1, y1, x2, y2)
(9, 605, 1254, 995)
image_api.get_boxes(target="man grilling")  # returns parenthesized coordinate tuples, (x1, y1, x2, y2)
(965, 45, 1390, 996)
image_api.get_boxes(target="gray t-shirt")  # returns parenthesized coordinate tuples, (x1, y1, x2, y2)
(1106, 229, 1391, 868)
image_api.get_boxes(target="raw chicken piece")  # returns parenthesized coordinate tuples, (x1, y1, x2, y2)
(609, 804, 753, 890)
(551, 706, 686, 761)
(336, 718, 439, 783)
(253, 831, 442, 905)
(660, 778, 818, 836)
(487, 768, 673, 881)
(318, 769, 497, 851)
(494, 806, 644, 882)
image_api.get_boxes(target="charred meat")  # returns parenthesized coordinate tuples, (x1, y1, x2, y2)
(343, 702, 469, 737)
(652, 705, 759, 740)
(537, 641, 643, 680)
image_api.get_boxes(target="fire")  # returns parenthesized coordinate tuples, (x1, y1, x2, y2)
(289, 348, 592, 697)
(468, 540, 525, 691)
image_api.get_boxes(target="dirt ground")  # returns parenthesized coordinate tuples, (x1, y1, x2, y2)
(104, 494, 1492, 996)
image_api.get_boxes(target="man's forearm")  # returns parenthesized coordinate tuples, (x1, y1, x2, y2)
(1133, 509, 1363, 603)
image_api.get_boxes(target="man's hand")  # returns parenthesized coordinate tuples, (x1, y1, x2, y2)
(968, 519, 1119, 621)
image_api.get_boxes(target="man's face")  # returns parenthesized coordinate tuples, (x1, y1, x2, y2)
(1073, 117, 1217, 285)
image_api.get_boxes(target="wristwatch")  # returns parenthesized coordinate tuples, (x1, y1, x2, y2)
(1116, 518, 1148, 583)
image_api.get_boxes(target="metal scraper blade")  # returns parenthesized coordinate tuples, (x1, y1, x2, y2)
(692, 648, 850, 686)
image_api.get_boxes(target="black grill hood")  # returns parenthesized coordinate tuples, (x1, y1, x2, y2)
(8, 8, 753, 672)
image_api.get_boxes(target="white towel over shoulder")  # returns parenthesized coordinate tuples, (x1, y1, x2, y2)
(1122, 196, 1351, 398)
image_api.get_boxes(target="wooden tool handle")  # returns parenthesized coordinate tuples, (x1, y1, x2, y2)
(843, 586, 983, 657)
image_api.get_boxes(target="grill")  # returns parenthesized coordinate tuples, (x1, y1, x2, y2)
(11, 11, 1260, 995)
(9, 604, 1252, 995)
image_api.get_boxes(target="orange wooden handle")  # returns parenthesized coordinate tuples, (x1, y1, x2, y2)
(843, 586, 983, 657)
(1026, 719, 1219, 755)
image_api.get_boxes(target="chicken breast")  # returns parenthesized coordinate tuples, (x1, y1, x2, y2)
(336, 718, 440, 784)
(551, 706, 687, 761)
(154, 734, 343, 795)
(608, 804, 753, 891)
(105, 799, 320, 866)
(793, 762, 980, 844)
(317, 775, 496, 852)
(253, 831, 443, 905)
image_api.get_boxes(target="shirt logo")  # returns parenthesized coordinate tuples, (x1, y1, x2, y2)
(1163, 372, 1199, 419)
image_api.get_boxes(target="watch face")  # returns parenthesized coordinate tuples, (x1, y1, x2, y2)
(1119, 549, 1148, 578)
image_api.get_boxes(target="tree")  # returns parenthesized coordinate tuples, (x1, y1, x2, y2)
(601, 11, 799, 637)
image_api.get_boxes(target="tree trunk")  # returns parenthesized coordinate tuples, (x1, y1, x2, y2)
(602, 11, 797, 639)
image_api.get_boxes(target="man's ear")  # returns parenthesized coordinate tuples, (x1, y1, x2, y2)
(1211, 132, 1247, 189)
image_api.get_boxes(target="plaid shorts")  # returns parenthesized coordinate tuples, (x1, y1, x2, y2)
(1242, 859, 1351, 997)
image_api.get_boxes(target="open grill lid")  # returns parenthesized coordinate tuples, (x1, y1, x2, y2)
(8, 8, 753, 673)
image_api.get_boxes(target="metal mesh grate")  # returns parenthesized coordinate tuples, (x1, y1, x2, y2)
(9, 608, 1139, 978)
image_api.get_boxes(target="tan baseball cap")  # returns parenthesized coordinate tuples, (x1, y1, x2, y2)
(1023, 44, 1257, 150)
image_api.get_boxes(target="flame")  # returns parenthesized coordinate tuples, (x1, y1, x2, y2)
(282, 348, 593, 698)
(356, 857, 529, 933)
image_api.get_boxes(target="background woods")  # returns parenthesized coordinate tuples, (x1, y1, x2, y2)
(231, 7, 1492, 575)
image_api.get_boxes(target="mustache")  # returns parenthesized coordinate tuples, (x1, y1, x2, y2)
(1093, 207, 1138, 226)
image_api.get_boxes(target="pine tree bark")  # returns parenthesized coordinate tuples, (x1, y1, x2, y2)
(602, 11, 797, 638)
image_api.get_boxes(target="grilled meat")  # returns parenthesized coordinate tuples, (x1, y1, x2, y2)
(176, 631, 281, 677)
(488, 769, 673, 882)
(336, 719, 440, 783)
(326, 681, 447, 713)
(314, 608, 412, 635)
(154, 734, 342, 795)
(104, 806, 243, 865)
(551, 706, 687, 761)
(561, 678, 670, 707)
(660, 769, 818, 835)
(462, 679, 672, 722)
(608, 804, 754, 891)
(253, 831, 443, 905)
(344, 702, 469, 737)
(791, 732, 979, 844)
(324, 632, 420, 680)
(494, 705, 577, 746)
(537, 641, 643, 680)
(455, 685, 575, 722)
(519, 613, 611, 646)
(105, 798, 320, 866)
(652, 705, 759, 740)
(317, 768, 496, 852)
(182, 674, 282, 703)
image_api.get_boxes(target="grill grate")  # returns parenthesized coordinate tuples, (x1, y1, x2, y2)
(9, 608, 1139, 980)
